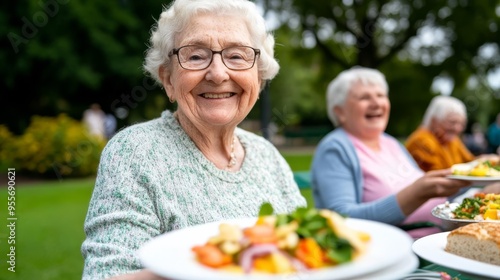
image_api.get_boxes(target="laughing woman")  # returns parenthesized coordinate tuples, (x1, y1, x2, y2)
(405, 95, 498, 171)
(81, 1, 306, 279)
(311, 67, 469, 239)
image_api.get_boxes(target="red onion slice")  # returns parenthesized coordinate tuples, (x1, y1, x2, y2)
(279, 251, 308, 272)
(239, 244, 278, 273)
(238, 244, 309, 274)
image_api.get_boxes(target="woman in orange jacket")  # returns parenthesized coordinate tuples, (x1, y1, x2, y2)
(405, 95, 496, 171)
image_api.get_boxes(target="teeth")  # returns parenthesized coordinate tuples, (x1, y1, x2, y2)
(203, 93, 232, 99)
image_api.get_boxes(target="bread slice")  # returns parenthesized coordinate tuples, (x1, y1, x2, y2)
(445, 222, 500, 266)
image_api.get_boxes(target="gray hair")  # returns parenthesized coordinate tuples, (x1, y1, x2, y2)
(421, 95, 467, 129)
(143, 0, 280, 87)
(326, 67, 388, 126)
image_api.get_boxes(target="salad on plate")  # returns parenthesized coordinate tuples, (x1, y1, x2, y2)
(451, 192, 500, 221)
(191, 204, 371, 275)
(451, 159, 500, 177)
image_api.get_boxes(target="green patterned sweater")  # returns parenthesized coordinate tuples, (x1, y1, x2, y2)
(81, 110, 307, 280)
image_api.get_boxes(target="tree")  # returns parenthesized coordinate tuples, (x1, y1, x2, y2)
(261, 0, 500, 136)
(1, 0, 173, 134)
(3, 0, 499, 138)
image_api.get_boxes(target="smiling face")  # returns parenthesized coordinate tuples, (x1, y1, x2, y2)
(160, 13, 261, 130)
(430, 112, 466, 144)
(334, 82, 390, 140)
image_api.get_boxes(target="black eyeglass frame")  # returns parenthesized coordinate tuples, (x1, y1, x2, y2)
(168, 45, 261, 71)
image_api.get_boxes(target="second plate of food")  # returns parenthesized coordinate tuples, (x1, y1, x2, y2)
(413, 232, 500, 280)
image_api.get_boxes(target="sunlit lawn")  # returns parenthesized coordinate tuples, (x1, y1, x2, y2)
(282, 153, 314, 206)
(0, 177, 95, 280)
(0, 152, 313, 280)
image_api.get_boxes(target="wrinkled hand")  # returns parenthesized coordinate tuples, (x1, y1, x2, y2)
(397, 169, 470, 216)
(483, 182, 500, 194)
(107, 270, 169, 280)
(413, 169, 471, 199)
(476, 154, 500, 163)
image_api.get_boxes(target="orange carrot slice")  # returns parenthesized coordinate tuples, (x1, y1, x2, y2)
(243, 224, 277, 244)
(192, 244, 232, 268)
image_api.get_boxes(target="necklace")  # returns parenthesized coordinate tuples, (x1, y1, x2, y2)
(226, 136, 237, 169)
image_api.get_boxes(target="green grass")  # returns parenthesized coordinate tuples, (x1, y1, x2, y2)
(0, 178, 95, 280)
(300, 188, 314, 208)
(0, 154, 313, 280)
(281, 153, 313, 172)
(280, 152, 314, 207)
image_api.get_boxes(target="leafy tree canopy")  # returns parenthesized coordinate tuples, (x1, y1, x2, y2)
(261, 0, 500, 135)
(2, 0, 499, 138)
(1, 0, 172, 134)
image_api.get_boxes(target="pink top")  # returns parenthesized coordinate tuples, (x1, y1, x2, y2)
(347, 133, 446, 238)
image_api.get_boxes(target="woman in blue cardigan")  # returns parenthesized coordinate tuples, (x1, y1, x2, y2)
(311, 67, 470, 238)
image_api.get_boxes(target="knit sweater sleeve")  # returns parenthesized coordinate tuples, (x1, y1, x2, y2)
(311, 129, 405, 225)
(81, 127, 163, 280)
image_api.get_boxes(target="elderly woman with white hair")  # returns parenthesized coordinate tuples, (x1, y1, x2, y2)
(405, 95, 496, 171)
(311, 67, 470, 239)
(81, 0, 306, 279)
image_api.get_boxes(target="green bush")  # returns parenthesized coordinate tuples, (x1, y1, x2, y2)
(2, 114, 106, 178)
(0, 124, 14, 170)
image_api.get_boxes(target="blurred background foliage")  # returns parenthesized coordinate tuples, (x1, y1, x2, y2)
(263, 0, 500, 135)
(2, 0, 173, 135)
(0, 115, 105, 178)
(1, 0, 500, 176)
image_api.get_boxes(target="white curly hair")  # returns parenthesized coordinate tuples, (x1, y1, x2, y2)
(326, 67, 388, 126)
(143, 0, 280, 89)
(421, 95, 467, 129)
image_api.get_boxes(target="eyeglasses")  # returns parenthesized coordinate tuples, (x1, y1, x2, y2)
(168, 45, 260, 71)
(441, 117, 466, 131)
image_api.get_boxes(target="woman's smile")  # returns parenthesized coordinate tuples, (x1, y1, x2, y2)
(201, 92, 235, 99)
(365, 111, 384, 120)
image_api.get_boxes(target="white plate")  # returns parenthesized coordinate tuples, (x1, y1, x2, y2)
(412, 232, 500, 279)
(431, 202, 500, 231)
(138, 217, 414, 280)
(449, 160, 500, 185)
(431, 202, 500, 223)
(446, 175, 500, 185)
(354, 251, 418, 280)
